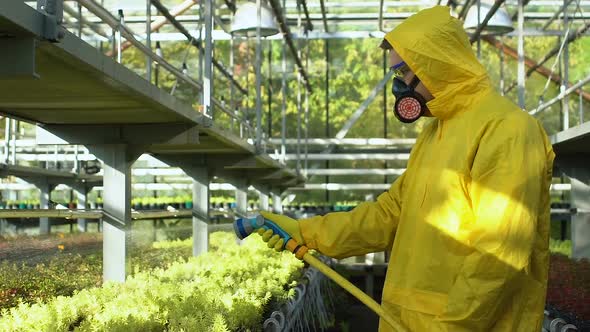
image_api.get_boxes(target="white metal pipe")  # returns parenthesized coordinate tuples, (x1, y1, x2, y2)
(283, 153, 410, 161)
(0, 182, 572, 191)
(531, 74, 590, 115)
(517, 0, 526, 108)
(267, 138, 416, 145)
(305, 168, 406, 175)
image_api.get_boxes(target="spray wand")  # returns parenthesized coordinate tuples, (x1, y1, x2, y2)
(234, 215, 408, 332)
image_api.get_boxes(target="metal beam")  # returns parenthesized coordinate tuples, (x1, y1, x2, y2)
(335, 71, 394, 140)
(150, 0, 247, 95)
(150, 0, 202, 47)
(75, 185, 88, 232)
(319, 0, 328, 32)
(258, 190, 269, 211)
(571, 176, 590, 259)
(73, 12, 590, 27)
(222, 0, 236, 13)
(63, 2, 109, 38)
(378, 0, 385, 31)
(283, 153, 410, 161)
(521, 12, 590, 20)
(305, 168, 405, 175)
(267, 0, 312, 92)
(109, 0, 198, 55)
(526, 22, 590, 78)
(95, 144, 141, 282)
(36, 124, 201, 145)
(74, 27, 584, 42)
(541, 0, 575, 30)
(185, 167, 209, 256)
(458, 0, 474, 20)
(511, 0, 532, 20)
(517, 0, 525, 108)
(38, 181, 54, 234)
(530, 74, 590, 115)
(295, 183, 392, 190)
(272, 192, 282, 213)
(300, 0, 313, 32)
(286, 12, 590, 22)
(483, 36, 590, 102)
(287, 183, 573, 191)
(0, 181, 574, 192)
(267, 138, 416, 145)
(234, 179, 248, 217)
(562, 0, 571, 130)
(146, 0, 152, 81)
(469, 0, 506, 43)
(203, 0, 213, 117)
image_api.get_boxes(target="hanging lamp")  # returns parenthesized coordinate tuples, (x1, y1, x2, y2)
(230, 1, 279, 37)
(464, 1, 514, 35)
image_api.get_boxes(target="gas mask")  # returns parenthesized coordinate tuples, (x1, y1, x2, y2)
(392, 75, 427, 123)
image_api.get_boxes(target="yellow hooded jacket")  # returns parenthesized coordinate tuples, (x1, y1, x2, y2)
(298, 6, 555, 332)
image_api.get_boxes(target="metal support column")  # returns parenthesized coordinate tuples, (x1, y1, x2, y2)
(146, 0, 152, 82)
(561, 0, 570, 130)
(517, 0, 526, 108)
(280, 15, 287, 163)
(272, 192, 283, 213)
(255, 0, 263, 149)
(203, 0, 214, 117)
(39, 181, 54, 234)
(296, 2, 302, 173)
(77, 2, 82, 37)
(4, 118, 10, 164)
(230, 37, 236, 132)
(98, 144, 139, 282)
(259, 190, 269, 211)
(116, 10, 124, 63)
(304, 33, 310, 174)
(571, 176, 590, 259)
(383, 48, 388, 185)
(476, 0, 481, 58)
(500, 38, 505, 95)
(580, 82, 584, 124)
(268, 42, 273, 139)
(0, 218, 7, 236)
(325, 39, 330, 203)
(75, 185, 88, 232)
(10, 120, 17, 165)
(189, 167, 209, 256)
(235, 180, 248, 217)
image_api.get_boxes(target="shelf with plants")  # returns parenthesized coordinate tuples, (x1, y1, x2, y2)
(0, 200, 41, 210)
(283, 201, 361, 214)
(131, 195, 193, 210)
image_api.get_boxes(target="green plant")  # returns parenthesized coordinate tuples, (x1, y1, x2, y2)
(550, 239, 572, 257)
(0, 232, 303, 331)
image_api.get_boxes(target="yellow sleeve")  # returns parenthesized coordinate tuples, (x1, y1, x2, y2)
(299, 172, 406, 259)
(437, 116, 552, 331)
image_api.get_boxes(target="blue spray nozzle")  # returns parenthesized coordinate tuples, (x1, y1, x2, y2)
(233, 214, 292, 249)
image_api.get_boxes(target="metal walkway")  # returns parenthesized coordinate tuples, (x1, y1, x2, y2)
(0, 1, 302, 282)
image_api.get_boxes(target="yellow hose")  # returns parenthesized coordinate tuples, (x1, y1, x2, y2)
(285, 239, 409, 332)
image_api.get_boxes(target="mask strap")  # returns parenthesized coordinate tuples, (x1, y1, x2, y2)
(409, 75, 421, 89)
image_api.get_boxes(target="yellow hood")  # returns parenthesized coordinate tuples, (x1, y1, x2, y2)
(384, 6, 492, 120)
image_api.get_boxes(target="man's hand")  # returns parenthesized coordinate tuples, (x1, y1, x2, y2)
(257, 211, 304, 252)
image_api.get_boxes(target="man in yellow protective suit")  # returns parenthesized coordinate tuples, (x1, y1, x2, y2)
(259, 5, 555, 331)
